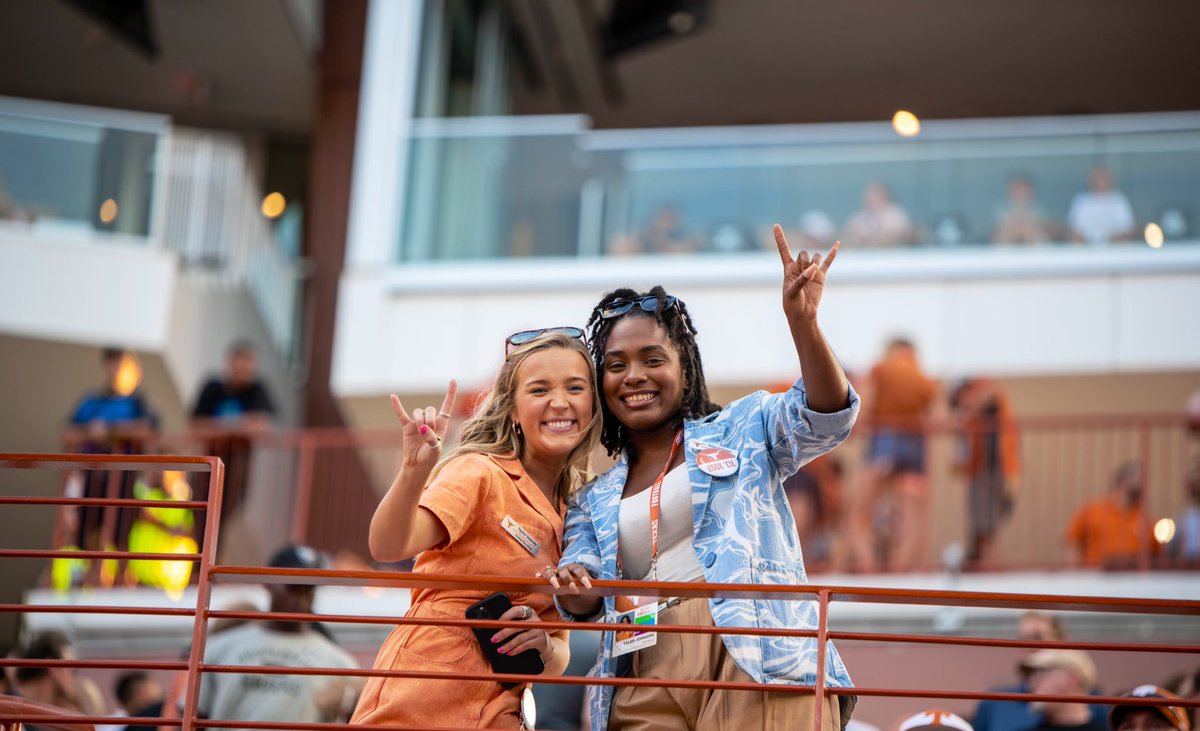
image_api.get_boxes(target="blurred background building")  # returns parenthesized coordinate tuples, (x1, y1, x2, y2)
(1, 1, 1198, 727)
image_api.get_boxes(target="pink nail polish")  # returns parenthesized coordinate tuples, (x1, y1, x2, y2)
(497, 648, 507, 655)
(419, 425, 429, 434)
(491, 636, 499, 643)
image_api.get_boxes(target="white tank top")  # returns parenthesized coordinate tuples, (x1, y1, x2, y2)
(617, 464, 706, 582)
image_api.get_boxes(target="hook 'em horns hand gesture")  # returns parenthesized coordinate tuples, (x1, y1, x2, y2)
(390, 380, 458, 475)
(773, 223, 838, 324)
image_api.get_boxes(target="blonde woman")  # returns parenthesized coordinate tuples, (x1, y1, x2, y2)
(351, 329, 600, 729)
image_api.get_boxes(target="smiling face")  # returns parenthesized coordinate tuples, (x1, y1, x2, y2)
(601, 315, 685, 435)
(513, 347, 595, 465)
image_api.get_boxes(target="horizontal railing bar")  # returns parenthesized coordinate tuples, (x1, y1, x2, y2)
(0, 496, 209, 509)
(207, 610, 1198, 652)
(0, 658, 189, 671)
(0, 453, 216, 471)
(0, 716, 182, 728)
(194, 664, 1200, 706)
(207, 567, 1200, 615)
(205, 609, 816, 639)
(828, 630, 1200, 653)
(0, 604, 196, 617)
(0, 549, 200, 561)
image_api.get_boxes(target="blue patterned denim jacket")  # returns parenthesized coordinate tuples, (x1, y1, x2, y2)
(556, 378, 859, 730)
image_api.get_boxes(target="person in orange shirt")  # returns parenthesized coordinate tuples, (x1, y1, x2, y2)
(1066, 461, 1156, 570)
(846, 337, 939, 572)
(350, 329, 600, 729)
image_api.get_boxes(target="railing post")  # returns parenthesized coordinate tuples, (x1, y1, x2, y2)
(1139, 417, 1152, 572)
(180, 457, 224, 731)
(814, 588, 831, 731)
(291, 433, 316, 545)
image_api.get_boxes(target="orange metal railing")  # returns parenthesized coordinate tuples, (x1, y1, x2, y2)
(3, 452, 1198, 731)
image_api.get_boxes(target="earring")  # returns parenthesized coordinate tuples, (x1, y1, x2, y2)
(512, 421, 522, 436)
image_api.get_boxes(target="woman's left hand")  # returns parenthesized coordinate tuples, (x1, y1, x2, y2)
(490, 604, 552, 663)
(773, 223, 838, 322)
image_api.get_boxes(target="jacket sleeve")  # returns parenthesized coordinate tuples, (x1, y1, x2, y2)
(554, 484, 604, 620)
(762, 377, 860, 479)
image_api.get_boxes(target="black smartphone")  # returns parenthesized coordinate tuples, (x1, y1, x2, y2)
(465, 592, 545, 686)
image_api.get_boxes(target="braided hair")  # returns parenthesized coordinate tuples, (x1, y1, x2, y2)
(586, 286, 721, 457)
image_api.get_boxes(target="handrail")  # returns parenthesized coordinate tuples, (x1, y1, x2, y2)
(3, 453, 1198, 731)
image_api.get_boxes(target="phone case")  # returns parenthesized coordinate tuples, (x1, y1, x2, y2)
(465, 592, 545, 685)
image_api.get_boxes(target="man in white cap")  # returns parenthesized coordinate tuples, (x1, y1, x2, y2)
(1109, 686, 1191, 731)
(1022, 649, 1107, 731)
(900, 708, 976, 731)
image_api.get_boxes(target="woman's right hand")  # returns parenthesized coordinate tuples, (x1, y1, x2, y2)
(392, 380, 458, 474)
(544, 563, 602, 617)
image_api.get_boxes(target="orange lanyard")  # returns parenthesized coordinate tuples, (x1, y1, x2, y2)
(617, 429, 683, 580)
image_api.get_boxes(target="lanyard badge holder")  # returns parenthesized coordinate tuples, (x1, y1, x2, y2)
(611, 429, 682, 663)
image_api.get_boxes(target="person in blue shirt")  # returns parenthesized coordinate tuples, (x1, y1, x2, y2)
(547, 225, 859, 731)
(62, 346, 158, 552)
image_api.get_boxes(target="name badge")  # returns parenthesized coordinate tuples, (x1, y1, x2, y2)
(501, 515, 541, 556)
(696, 447, 737, 477)
(612, 595, 658, 656)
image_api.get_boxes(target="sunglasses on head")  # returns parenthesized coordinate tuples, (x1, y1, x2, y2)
(599, 295, 679, 320)
(505, 326, 587, 357)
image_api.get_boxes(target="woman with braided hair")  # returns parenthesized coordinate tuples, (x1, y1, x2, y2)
(545, 225, 860, 731)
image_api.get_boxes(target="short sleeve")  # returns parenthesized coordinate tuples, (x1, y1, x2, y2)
(192, 381, 221, 418)
(248, 382, 276, 415)
(418, 455, 495, 546)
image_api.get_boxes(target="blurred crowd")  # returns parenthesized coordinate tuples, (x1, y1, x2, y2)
(781, 338, 1200, 575)
(606, 166, 1170, 256)
(54, 340, 275, 590)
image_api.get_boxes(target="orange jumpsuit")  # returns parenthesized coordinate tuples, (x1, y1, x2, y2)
(350, 454, 567, 729)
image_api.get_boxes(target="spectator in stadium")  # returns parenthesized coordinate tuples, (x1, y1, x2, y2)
(1160, 670, 1199, 731)
(1167, 455, 1200, 565)
(112, 670, 164, 731)
(609, 202, 700, 256)
(1023, 650, 1105, 731)
(952, 377, 1020, 569)
(900, 709, 977, 731)
(1109, 686, 1192, 731)
(1067, 166, 1136, 245)
(12, 630, 106, 720)
(973, 612, 1065, 731)
(198, 545, 360, 729)
(548, 227, 858, 731)
(846, 337, 939, 572)
(1066, 461, 1157, 570)
(993, 175, 1054, 245)
(61, 346, 158, 555)
(352, 330, 597, 729)
(841, 181, 916, 247)
(190, 340, 276, 541)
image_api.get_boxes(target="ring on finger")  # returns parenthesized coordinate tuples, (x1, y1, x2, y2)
(522, 606, 532, 620)
(438, 411, 451, 419)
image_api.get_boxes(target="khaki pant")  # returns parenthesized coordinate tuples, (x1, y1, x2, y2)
(609, 598, 851, 731)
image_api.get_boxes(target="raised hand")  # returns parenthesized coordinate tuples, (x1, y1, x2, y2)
(391, 380, 458, 473)
(773, 224, 838, 322)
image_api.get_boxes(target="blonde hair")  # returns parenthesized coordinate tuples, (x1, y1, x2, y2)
(432, 331, 600, 504)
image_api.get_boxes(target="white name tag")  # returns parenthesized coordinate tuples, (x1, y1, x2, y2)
(501, 515, 541, 556)
(612, 598, 659, 656)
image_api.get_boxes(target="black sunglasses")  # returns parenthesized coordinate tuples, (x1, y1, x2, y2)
(599, 295, 679, 320)
(505, 326, 587, 357)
